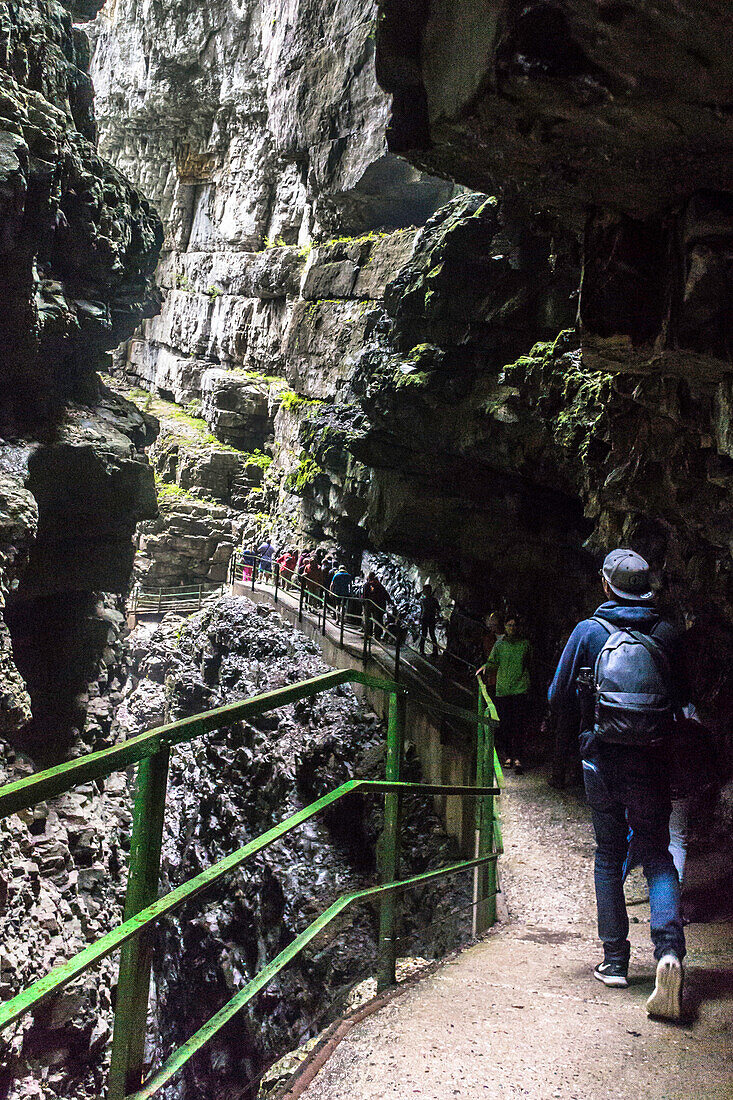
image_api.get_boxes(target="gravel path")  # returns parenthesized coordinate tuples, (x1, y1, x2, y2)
(298, 772, 733, 1100)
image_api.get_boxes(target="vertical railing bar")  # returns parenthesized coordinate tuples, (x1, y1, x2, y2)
(472, 683, 496, 936)
(339, 597, 345, 647)
(377, 691, 405, 991)
(108, 744, 170, 1100)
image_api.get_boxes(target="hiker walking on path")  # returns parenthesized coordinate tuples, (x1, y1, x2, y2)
(257, 536, 275, 578)
(418, 583, 441, 657)
(484, 615, 530, 774)
(548, 548, 687, 1021)
(330, 563, 352, 604)
(363, 571, 389, 640)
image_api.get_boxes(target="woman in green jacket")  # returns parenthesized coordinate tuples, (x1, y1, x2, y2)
(485, 615, 531, 774)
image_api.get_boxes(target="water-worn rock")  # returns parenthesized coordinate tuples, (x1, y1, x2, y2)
(115, 596, 471, 1099)
(0, 0, 162, 751)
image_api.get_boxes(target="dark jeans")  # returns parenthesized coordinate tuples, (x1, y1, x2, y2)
(495, 693, 527, 762)
(419, 620, 438, 654)
(580, 732, 685, 965)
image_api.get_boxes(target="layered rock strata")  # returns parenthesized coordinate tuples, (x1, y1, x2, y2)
(0, 0, 163, 755)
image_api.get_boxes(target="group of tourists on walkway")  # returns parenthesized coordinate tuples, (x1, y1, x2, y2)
(239, 538, 445, 655)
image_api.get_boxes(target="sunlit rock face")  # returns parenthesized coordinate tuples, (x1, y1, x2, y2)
(87, 0, 452, 424)
(87, 0, 454, 585)
(90, 0, 452, 252)
(0, 0, 162, 754)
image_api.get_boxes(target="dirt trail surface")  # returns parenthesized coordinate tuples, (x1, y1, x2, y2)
(298, 774, 733, 1100)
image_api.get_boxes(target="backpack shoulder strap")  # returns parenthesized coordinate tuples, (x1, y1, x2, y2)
(591, 616, 617, 636)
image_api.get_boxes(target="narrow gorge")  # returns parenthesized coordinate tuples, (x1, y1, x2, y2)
(0, 1, 732, 1098)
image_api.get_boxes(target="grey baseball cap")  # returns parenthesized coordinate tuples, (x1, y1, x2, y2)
(601, 548, 655, 601)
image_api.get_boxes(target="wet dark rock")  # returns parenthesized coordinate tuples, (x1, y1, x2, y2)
(115, 596, 472, 1099)
(0, 0, 162, 753)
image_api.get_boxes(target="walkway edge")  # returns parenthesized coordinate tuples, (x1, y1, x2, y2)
(272, 957, 450, 1100)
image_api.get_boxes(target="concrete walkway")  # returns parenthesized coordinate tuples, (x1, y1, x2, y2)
(299, 774, 733, 1100)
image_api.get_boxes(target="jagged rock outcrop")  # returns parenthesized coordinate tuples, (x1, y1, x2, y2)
(370, 3, 733, 734)
(376, 1, 733, 222)
(1, 596, 470, 1098)
(0, 0, 163, 754)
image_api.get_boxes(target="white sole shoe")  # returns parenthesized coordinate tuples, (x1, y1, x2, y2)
(646, 953, 683, 1020)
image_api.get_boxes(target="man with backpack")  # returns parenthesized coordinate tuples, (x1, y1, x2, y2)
(548, 548, 686, 1020)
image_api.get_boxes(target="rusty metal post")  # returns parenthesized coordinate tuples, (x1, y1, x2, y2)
(298, 577, 304, 623)
(274, 562, 279, 603)
(377, 691, 405, 990)
(473, 684, 496, 935)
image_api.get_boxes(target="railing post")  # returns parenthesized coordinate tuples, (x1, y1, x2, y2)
(473, 684, 496, 936)
(251, 557, 256, 592)
(108, 744, 170, 1100)
(321, 588, 327, 635)
(339, 597, 345, 647)
(298, 577, 305, 623)
(157, 587, 162, 614)
(377, 691, 405, 991)
(274, 563, 279, 603)
(198, 584, 202, 610)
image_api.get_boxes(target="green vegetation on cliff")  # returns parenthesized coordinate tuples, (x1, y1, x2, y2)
(502, 331, 613, 467)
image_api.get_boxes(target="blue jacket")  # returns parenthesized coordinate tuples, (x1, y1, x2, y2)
(330, 569, 352, 597)
(548, 601, 684, 737)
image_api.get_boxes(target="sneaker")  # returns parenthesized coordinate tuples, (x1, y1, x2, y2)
(646, 953, 684, 1020)
(594, 960, 628, 988)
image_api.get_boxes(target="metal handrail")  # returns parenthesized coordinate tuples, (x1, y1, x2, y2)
(231, 555, 482, 703)
(0, 668, 501, 1100)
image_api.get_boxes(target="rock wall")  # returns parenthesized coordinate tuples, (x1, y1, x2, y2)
(0, 0, 163, 757)
(87, 0, 457, 588)
(371, 1, 733, 739)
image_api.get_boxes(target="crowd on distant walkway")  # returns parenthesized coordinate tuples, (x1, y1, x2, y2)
(237, 538, 448, 658)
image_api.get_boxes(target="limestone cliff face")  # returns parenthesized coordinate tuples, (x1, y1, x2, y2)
(88, 0, 453, 586)
(0, 0, 163, 756)
(91, 0, 731, 755)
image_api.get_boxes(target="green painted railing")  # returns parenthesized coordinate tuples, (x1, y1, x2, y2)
(0, 668, 502, 1100)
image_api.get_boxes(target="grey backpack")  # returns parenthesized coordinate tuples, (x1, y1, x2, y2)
(592, 617, 674, 745)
